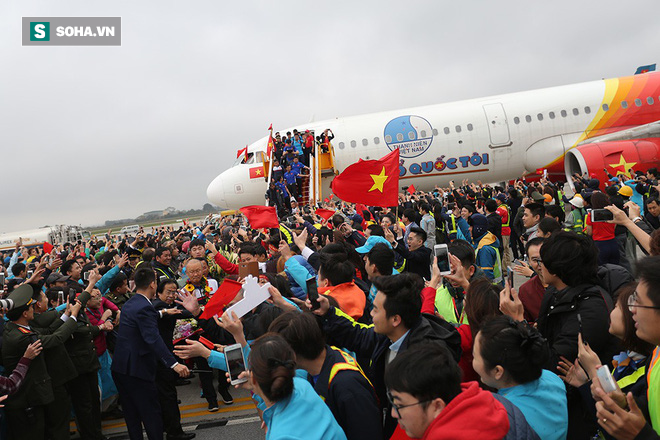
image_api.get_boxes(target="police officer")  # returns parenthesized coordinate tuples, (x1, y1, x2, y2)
(2, 284, 81, 440)
(31, 286, 80, 440)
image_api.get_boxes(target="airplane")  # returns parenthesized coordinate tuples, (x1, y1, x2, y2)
(207, 71, 660, 208)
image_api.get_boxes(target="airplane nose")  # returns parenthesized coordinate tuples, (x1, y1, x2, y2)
(206, 174, 226, 206)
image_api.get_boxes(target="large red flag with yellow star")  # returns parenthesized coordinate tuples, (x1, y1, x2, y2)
(330, 149, 400, 206)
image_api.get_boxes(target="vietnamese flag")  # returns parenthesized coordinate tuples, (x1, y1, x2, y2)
(198, 279, 243, 320)
(331, 149, 400, 206)
(315, 209, 336, 221)
(237, 146, 248, 162)
(43, 242, 53, 255)
(249, 166, 265, 179)
(407, 184, 416, 194)
(239, 205, 280, 229)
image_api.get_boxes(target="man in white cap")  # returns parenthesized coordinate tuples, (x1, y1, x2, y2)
(564, 196, 587, 234)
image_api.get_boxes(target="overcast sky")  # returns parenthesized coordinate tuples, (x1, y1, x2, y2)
(1, 1, 658, 232)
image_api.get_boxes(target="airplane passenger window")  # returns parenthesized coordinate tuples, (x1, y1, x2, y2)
(420, 130, 427, 138)
(407, 131, 415, 140)
(621, 101, 628, 109)
(362, 139, 368, 146)
(443, 127, 450, 135)
(602, 104, 609, 111)
(338, 142, 345, 149)
(374, 137, 380, 144)
(514, 117, 520, 124)
(584, 106, 591, 114)
(648, 97, 654, 105)
(525, 115, 532, 123)
(467, 123, 473, 131)
(396, 133, 404, 142)
(351, 140, 357, 148)
(635, 99, 642, 107)
(455, 125, 462, 133)
(432, 129, 438, 136)
(385, 135, 392, 143)
(549, 111, 555, 119)
(572, 108, 579, 116)
(537, 113, 543, 121)
(561, 110, 567, 117)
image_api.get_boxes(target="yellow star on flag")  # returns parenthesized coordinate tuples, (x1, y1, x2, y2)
(608, 154, 637, 179)
(368, 167, 388, 192)
(256, 169, 262, 176)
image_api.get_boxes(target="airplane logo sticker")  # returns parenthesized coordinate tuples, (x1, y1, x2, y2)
(384, 115, 434, 159)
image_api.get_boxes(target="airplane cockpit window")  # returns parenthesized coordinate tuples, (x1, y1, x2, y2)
(572, 108, 579, 116)
(443, 127, 450, 134)
(549, 112, 555, 119)
(514, 117, 520, 124)
(374, 137, 380, 144)
(648, 97, 655, 105)
(537, 113, 543, 121)
(635, 99, 642, 107)
(602, 104, 609, 111)
(455, 125, 462, 133)
(254, 153, 263, 163)
(525, 115, 532, 123)
(584, 106, 591, 114)
(621, 101, 628, 109)
(561, 110, 567, 117)
(467, 123, 474, 131)
(233, 152, 255, 166)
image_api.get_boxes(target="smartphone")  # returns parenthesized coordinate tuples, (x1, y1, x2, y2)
(83, 271, 90, 281)
(306, 277, 320, 310)
(577, 312, 587, 345)
(591, 209, 614, 222)
(26, 270, 34, 279)
(507, 267, 514, 288)
(433, 244, 451, 275)
(198, 336, 215, 350)
(68, 288, 77, 304)
(225, 343, 248, 385)
(57, 291, 65, 304)
(596, 365, 618, 393)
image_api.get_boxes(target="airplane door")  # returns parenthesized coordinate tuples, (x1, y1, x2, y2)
(483, 103, 512, 147)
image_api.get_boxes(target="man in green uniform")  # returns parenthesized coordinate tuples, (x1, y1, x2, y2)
(31, 286, 80, 439)
(2, 284, 82, 440)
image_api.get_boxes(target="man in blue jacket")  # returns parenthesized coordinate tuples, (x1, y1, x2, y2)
(111, 267, 190, 440)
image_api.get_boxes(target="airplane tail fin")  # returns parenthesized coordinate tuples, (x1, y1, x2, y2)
(635, 64, 656, 74)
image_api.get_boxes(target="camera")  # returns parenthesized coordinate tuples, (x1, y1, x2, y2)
(0, 298, 15, 310)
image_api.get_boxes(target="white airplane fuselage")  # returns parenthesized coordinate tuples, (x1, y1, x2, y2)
(207, 72, 660, 208)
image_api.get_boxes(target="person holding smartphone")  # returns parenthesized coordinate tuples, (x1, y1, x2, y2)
(585, 192, 620, 265)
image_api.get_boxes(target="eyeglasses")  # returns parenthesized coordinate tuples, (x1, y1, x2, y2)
(386, 391, 431, 419)
(628, 290, 660, 311)
(530, 258, 543, 265)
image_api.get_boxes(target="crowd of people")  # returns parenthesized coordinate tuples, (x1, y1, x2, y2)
(267, 128, 334, 213)
(2, 166, 660, 439)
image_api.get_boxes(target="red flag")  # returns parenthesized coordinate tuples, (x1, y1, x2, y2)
(43, 242, 53, 254)
(407, 184, 416, 194)
(329, 194, 334, 200)
(249, 166, 265, 179)
(268, 123, 273, 131)
(315, 209, 336, 221)
(198, 279, 243, 320)
(330, 149, 400, 206)
(237, 146, 248, 162)
(239, 205, 280, 229)
(324, 198, 329, 203)
(266, 132, 274, 159)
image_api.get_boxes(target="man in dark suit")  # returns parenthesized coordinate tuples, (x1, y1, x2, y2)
(111, 267, 190, 440)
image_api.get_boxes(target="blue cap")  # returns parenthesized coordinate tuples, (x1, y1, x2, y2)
(355, 235, 392, 254)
